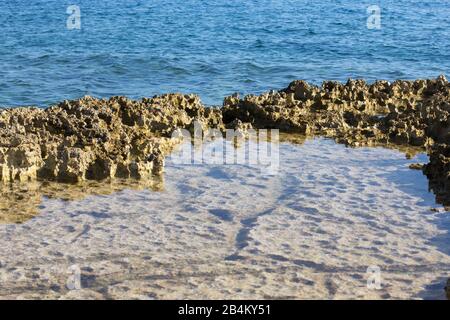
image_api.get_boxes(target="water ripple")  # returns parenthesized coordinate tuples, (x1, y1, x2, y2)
(0, 0, 449, 107)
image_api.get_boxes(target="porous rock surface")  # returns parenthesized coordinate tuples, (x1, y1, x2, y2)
(0, 77, 449, 206)
(0, 94, 222, 183)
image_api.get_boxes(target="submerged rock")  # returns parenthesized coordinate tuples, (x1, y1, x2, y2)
(424, 143, 450, 206)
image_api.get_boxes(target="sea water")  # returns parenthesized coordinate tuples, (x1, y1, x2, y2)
(0, 0, 449, 107)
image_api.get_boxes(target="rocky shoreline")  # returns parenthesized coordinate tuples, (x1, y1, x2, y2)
(0, 76, 449, 207)
(0, 94, 222, 183)
(223, 76, 449, 207)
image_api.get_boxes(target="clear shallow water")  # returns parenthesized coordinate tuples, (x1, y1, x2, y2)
(0, 138, 449, 299)
(0, 0, 449, 107)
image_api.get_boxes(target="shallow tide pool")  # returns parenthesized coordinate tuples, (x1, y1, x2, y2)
(0, 137, 449, 299)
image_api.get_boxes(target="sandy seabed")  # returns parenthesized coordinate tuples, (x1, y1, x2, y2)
(0, 137, 449, 299)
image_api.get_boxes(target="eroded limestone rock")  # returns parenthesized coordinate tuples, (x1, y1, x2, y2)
(0, 77, 449, 207)
(0, 94, 223, 184)
(424, 143, 450, 208)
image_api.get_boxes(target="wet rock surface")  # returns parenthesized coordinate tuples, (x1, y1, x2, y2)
(425, 143, 450, 208)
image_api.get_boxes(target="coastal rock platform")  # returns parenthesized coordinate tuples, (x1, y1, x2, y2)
(0, 76, 449, 206)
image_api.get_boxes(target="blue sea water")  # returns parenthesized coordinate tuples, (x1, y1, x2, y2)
(0, 0, 449, 107)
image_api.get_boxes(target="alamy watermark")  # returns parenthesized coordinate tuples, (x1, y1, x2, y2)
(63, 5, 382, 31)
(367, 5, 381, 30)
(66, 5, 81, 30)
(366, 265, 382, 290)
(66, 264, 81, 290)
(170, 122, 280, 175)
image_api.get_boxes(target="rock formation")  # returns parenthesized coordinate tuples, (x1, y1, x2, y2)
(0, 94, 222, 184)
(0, 76, 449, 209)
